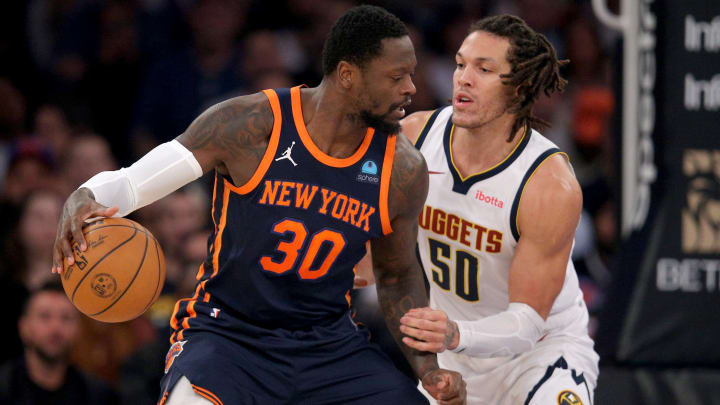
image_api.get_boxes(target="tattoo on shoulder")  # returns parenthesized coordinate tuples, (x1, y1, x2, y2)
(183, 93, 273, 157)
(389, 137, 428, 216)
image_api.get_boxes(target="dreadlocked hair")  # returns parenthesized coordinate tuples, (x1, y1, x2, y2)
(469, 15, 569, 142)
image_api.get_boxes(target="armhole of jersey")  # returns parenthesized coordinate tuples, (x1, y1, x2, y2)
(414, 108, 442, 149)
(509, 148, 566, 242)
(379, 134, 397, 235)
(225, 89, 282, 194)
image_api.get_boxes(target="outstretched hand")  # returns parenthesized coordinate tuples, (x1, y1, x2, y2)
(400, 307, 460, 352)
(422, 368, 466, 405)
(52, 188, 118, 274)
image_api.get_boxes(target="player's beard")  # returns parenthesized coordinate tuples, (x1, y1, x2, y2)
(360, 104, 402, 135)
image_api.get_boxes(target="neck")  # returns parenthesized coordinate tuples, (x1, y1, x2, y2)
(451, 113, 524, 176)
(301, 79, 369, 158)
(25, 350, 67, 391)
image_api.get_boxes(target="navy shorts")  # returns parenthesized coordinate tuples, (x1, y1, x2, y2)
(160, 313, 428, 405)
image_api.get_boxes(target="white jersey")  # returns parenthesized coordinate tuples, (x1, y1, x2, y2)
(415, 107, 599, 404)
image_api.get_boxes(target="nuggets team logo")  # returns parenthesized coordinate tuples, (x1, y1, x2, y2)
(90, 273, 117, 298)
(682, 149, 720, 253)
(164, 340, 186, 374)
(557, 390, 583, 405)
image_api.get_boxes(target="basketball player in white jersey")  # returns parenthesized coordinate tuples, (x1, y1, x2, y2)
(393, 15, 600, 404)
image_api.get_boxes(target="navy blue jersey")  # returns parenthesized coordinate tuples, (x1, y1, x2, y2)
(169, 86, 396, 342)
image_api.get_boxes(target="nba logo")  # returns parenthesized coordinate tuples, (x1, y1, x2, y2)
(361, 160, 378, 175)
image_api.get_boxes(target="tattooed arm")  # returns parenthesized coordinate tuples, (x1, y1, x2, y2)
(371, 135, 466, 405)
(176, 92, 274, 183)
(52, 92, 274, 273)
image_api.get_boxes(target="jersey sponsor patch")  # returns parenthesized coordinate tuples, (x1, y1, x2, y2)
(164, 340, 186, 374)
(361, 160, 378, 175)
(557, 390, 583, 405)
(358, 160, 379, 184)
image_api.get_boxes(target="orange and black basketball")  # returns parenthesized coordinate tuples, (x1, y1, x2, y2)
(61, 217, 166, 323)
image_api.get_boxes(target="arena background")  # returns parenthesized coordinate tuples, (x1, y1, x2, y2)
(0, 0, 717, 403)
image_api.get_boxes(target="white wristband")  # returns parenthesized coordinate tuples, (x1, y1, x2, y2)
(80, 140, 203, 217)
(452, 302, 546, 358)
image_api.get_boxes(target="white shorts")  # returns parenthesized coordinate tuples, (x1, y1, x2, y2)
(420, 337, 598, 405)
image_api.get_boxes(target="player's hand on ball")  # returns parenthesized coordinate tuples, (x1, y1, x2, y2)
(422, 368, 466, 405)
(52, 187, 118, 274)
(400, 307, 460, 352)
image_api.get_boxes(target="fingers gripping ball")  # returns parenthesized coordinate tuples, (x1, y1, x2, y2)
(61, 217, 166, 323)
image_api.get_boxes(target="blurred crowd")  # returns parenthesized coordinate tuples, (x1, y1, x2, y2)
(0, 0, 619, 403)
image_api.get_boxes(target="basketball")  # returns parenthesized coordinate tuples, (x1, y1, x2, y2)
(61, 217, 166, 323)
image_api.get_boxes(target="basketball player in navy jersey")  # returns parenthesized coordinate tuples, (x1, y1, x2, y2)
(52, 5, 465, 405)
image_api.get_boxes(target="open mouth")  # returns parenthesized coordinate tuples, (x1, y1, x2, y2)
(391, 99, 411, 118)
(455, 93, 473, 105)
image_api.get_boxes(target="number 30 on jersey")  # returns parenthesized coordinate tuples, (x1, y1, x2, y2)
(260, 218, 347, 280)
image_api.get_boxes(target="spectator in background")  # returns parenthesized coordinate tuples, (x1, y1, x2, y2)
(241, 30, 290, 86)
(0, 139, 56, 241)
(33, 103, 73, 162)
(86, 0, 143, 166)
(131, 0, 249, 157)
(15, 190, 65, 290)
(0, 280, 119, 405)
(0, 190, 63, 363)
(0, 78, 28, 184)
(135, 185, 209, 297)
(58, 133, 117, 195)
(69, 309, 157, 387)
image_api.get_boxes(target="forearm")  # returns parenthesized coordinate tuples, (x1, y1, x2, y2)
(452, 302, 545, 358)
(80, 140, 203, 216)
(375, 265, 438, 378)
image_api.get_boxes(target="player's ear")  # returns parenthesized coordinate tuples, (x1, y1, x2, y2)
(337, 61, 357, 90)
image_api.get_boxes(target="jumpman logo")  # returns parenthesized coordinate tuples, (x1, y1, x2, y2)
(275, 141, 298, 166)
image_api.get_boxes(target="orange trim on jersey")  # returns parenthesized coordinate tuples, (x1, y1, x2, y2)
(223, 89, 282, 195)
(212, 187, 231, 277)
(195, 263, 204, 281)
(198, 175, 219, 281)
(345, 290, 351, 307)
(211, 173, 218, 228)
(290, 86, 374, 168)
(169, 297, 186, 343)
(192, 384, 224, 405)
(158, 391, 169, 405)
(176, 281, 206, 341)
(379, 135, 396, 234)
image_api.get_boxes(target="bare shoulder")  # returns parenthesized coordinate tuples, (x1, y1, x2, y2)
(400, 110, 435, 144)
(388, 134, 429, 219)
(518, 154, 582, 240)
(176, 91, 274, 169)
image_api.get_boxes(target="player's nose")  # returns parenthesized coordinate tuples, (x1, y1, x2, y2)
(401, 75, 416, 96)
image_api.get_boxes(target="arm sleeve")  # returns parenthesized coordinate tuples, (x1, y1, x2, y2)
(80, 140, 203, 217)
(451, 302, 546, 358)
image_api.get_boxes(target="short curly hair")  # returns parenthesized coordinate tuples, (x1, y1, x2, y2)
(322, 5, 408, 76)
